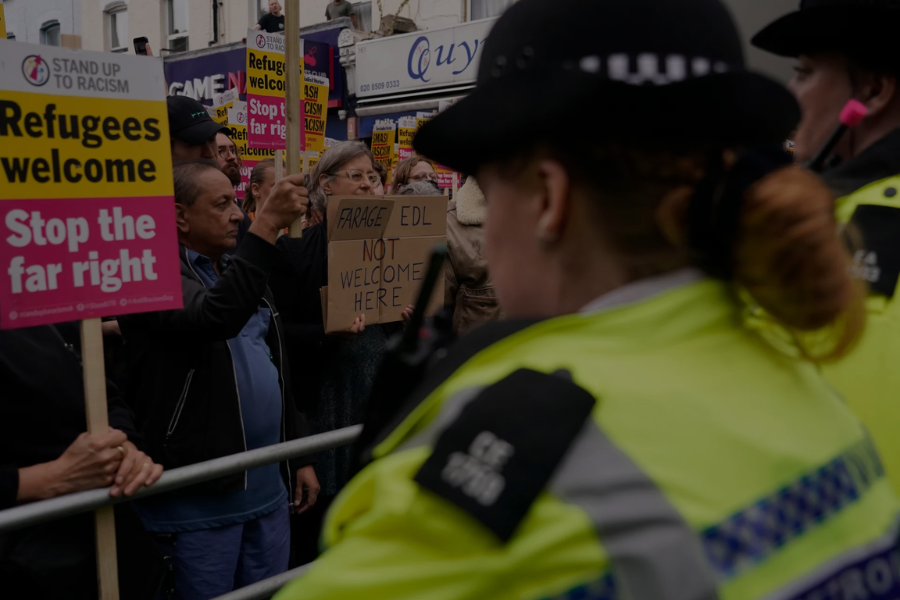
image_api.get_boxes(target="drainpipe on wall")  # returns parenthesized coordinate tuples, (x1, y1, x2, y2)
(210, 0, 220, 46)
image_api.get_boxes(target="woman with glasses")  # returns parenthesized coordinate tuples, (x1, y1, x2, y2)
(393, 156, 440, 194)
(268, 141, 400, 562)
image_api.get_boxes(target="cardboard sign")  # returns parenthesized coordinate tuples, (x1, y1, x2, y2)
(322, 195, 446, 332)
(303, 73, 328, 152)
(371, 119, 396, 185)
(0, 40, 182, 329)
(246, 29, 305, 151)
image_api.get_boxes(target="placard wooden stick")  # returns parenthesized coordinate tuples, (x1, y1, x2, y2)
(285, 0, 304, 239)
(81, 318, 120, 600)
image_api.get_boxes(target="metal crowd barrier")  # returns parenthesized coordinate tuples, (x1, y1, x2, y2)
(0, 425, 362, 599)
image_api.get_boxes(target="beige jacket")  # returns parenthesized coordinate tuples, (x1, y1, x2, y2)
(445, 178, 502, 335)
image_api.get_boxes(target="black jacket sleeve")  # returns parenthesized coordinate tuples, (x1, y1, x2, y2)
(0, 464, 18, 510)
(121, 233, 279, 342)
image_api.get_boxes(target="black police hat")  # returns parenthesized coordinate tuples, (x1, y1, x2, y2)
(753, 0, 900, 59)
(413, 0, 799, 175)
(167, 96, 227, 146)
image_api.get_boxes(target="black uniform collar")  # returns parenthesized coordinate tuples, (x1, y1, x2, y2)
(822, 128, 900, 197)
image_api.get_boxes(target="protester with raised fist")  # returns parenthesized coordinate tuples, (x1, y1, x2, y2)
(119, 160, 318, 600)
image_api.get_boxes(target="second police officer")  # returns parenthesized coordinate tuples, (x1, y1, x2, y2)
(754, 0, 900, 496)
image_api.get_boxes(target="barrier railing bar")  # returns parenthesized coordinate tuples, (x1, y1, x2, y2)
(211, 562, 315, 600)
(0, 425, 362, 535)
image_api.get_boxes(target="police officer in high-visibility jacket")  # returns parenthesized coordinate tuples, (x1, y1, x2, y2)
(276, 0, 900, 598)
(753, 0, 900, 496)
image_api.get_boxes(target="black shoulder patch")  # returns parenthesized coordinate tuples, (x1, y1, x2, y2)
(413, 368, 596, 542)
(848, 204, 900, 298)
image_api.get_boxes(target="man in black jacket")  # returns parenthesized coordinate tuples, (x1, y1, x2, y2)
(119, 160, 317, 599)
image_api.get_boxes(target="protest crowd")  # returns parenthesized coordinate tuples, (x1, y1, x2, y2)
(3, 0, 900, 599)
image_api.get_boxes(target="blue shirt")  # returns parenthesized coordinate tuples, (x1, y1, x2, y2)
(136, 250, 287, 532)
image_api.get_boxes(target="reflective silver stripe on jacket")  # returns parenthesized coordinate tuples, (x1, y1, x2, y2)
(550, 419, 719, 600)
(394, 387, 718, 600)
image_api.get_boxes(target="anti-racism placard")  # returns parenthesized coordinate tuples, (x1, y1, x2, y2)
(212, 88, 240, 125)
(320, 195, 445, 332)
(306, 138, 338, 172)
(371, 119, 395, 185)
(0, 40, 182, 329)
(303, 73, 328, 153)
(398, 116, 416, 162)
(246, 29, 305, 151)
(227, 102, 256, 201)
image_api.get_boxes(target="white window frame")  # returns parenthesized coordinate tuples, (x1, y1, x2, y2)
(467, 0, 514, 21)
(166, 0, 189, 52)
(41, 21, 61, 46)
(105, 2, 129, 54)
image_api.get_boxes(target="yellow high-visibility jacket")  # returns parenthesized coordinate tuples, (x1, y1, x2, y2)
(278, 273, 900, 600)
(824, 174, 900, 496)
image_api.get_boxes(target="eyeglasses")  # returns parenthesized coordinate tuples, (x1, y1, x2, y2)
(334, 169, 381, 186)
(218, 145, 237, 159)
(409, 172, 438, 182)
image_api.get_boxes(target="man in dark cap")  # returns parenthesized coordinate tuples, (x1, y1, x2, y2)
(167, 96, 227, 162)
(754, 0, 900, 496)
(167, 96, 252, 244)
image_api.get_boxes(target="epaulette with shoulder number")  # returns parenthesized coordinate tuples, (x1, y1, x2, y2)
(414, 368, 597, 542)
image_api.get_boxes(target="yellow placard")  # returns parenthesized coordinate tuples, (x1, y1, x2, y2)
(247, 51, 288, 99)
(0, 5, 6, 38)
(0, 92, 172, 200)
(303, 75, 329, 153)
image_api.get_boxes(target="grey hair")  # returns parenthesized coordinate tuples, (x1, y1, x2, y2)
(398, 180, 443, 196)
(308, 141, 375, 214)
(173, 159, 222, 207)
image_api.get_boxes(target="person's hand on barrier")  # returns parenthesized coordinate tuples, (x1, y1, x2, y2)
(251, 174, 309, 243)
(329, 314, 365, 339)
(17, 428, 128, 502)
(109, 441, 164, 498)
(293, 465, 320, 514)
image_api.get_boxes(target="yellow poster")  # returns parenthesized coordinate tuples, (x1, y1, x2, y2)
(212, 88, 240, 126)
(303, 73, 329, 152)
(398, 116, 416, 162)
(371, 120, 395, 186)
(0, 5, 6, 38)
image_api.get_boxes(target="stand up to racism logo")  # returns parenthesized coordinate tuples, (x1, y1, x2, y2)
(22, 55, 50, 87)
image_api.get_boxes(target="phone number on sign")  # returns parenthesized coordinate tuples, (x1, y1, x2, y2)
(360, 80, 401, 93)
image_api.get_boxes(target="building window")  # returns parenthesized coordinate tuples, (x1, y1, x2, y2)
(258, 0, 269, 21)
(41, 21, 61, 46)
(469, 0, 513, 20)
(354, 1, 372, 31)
(167, 0, 189, 52)
(106, 4, 129, 53)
